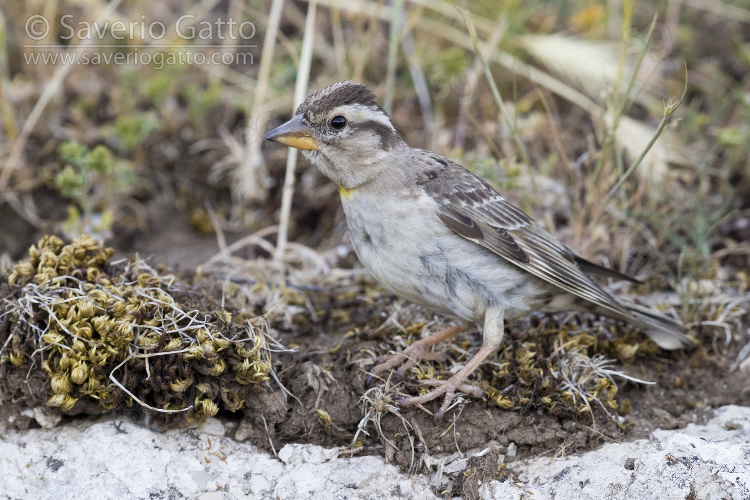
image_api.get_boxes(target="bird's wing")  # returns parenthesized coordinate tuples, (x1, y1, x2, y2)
(573, 256, 642, 285)
(419, 159, 634, 321)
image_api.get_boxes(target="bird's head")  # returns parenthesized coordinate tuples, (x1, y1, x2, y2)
(263, 81, 405, 189)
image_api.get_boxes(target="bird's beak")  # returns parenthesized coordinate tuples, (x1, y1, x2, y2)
(263, 114, 318, 150)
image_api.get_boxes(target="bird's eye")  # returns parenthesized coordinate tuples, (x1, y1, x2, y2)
(331, 115, 347, 129)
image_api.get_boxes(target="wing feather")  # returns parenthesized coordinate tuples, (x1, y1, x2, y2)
(419, 157, 633, 321)
(573, 256, 642, 285)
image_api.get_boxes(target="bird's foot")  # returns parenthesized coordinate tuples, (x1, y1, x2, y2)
(397, 378, 486, 420)
(370, 348, 448, 383)
(365, 325, 465, 387)
(395, 343, 497, 421)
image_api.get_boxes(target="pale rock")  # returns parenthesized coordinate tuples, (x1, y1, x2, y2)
(21, 407, 62, 429)
(1, 406, 749, 499)
(234, 419, 254, 441)
(480, 405, 750, 500)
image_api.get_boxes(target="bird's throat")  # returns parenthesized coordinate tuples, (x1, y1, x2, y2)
(336, 173, 379, 200)
(338, 185, 356, 200)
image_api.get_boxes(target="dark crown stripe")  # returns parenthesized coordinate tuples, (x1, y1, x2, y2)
(297, 81, 382, 117)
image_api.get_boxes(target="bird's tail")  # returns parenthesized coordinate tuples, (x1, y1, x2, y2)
(623, 302, 694, 350)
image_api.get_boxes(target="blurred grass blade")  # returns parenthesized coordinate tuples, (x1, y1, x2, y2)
(236, 0, 285, 205)
(0, 0, 124, 195)
(0, 10, 17, 142)
(453, 4, 530, 168)
(612, 13, 658, 127)
(519, 34, 656, 110)
(401, 28, 435, 148)
(605, 63, 688, 202)
(384, 0, 404, 115)
(276, 0, 318, 261)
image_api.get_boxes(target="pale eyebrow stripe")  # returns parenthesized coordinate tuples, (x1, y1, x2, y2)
(354, 119, 397, 150)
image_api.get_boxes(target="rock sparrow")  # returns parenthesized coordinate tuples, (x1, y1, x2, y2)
(264, 81, 692, 419)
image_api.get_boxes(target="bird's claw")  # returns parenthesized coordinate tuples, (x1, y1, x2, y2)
(366, 325, 465, 388)
(394, 377, 487, 422)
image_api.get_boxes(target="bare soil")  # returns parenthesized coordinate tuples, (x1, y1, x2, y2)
(1, 230, 748, 500)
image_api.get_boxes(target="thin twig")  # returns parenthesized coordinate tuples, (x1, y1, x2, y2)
(454, 6, 531, 168)
(110, 353, 194, 414)
(605, 62, 688, 202)
(384, 0, 404, 115)
(235, 0, 285, 204)
(275, 0, 318, 261)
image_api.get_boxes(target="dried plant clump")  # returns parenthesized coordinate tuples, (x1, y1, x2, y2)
(372, 280, 746, 424)
(482, 322, 655, 419)
(390, 317, 650, 422)
(359, 298, 715, 424)
(0, 235, 273, 425)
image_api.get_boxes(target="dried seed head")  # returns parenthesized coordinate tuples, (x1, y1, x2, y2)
(51, 373, 73, 394)
(47, 393, 67, 408)
(170, 376, 195, 393)
(71, 361, 89, 385)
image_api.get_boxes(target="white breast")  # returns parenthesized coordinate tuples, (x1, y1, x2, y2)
(340, 188, 542, 324)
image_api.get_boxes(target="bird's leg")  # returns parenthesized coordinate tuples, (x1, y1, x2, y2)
(397, 306, 505, 420)
(367, 324, 466, 384)
(399, 343, 496, 417)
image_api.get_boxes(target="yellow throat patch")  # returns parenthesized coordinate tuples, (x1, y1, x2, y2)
(338, 185, 356, 200)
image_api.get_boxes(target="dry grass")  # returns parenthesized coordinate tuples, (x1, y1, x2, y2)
(1, 235, 276, 425)
(0, 0, 747, 455)
(0, 1, 744, 272)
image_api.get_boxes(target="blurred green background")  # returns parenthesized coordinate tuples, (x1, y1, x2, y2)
(0, 0, 747, 289)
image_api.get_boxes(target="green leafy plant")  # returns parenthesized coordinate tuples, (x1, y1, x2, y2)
(54, 142, 135, 238)
(113, 112, 160, 153)
(184, 82, 222, 127)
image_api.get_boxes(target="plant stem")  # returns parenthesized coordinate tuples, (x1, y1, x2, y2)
(605, 63, 689, 203)
(384, 0, 404, 116)
(275, 0, 318, 261)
